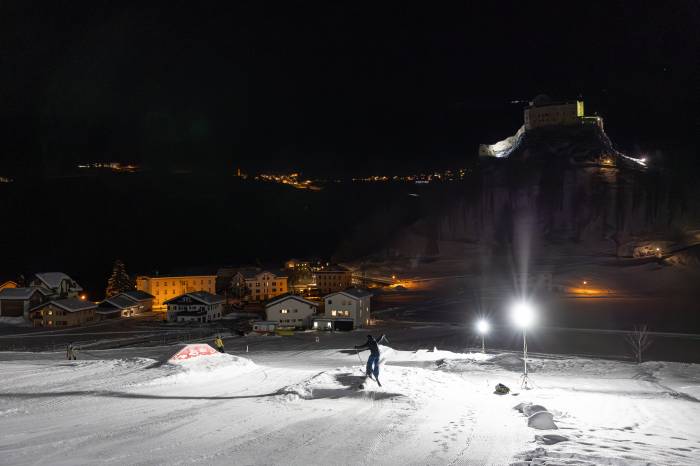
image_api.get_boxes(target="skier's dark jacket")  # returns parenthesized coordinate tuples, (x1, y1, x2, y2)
(355, 335, 386, 357)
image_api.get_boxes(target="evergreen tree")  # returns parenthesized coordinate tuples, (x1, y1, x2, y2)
(105, 259, 135, 297)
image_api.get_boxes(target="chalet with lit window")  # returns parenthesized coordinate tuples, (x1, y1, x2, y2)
(165, 291, 224, 323)
(323, 288, 372, 328)
(119, 290, 154, 313)
(29, 298, 97, 327)
(264, 295, 318, 329)
(97, 294, 141, 319)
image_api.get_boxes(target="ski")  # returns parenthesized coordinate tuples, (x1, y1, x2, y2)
(358, 375, 381, 389)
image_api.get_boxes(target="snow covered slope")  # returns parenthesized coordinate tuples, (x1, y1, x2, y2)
(0, 347, 698, 465)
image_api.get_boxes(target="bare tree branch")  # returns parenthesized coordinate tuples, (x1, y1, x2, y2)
(626, 325, 652, 363)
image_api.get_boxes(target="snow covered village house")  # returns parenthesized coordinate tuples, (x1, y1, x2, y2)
(313, 265, 352, 295)
(119, 290, 154, 313)
(136, 274, 216, 311)
(264, 295, 318, 329)
(96, 294, 142, 319)
(323, 288, 372, 329)
(0, 287, 52, 319)
(233, 269, 288, 303)
(29, 298, 97, 327)
(0, 280, 18, 292)
(165, 291, 224, 323)
(30, 272, 83, 299)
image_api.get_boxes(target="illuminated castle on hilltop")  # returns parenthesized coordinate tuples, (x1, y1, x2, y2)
(479, 95, 604, 158)
(523, 95, 602, 130)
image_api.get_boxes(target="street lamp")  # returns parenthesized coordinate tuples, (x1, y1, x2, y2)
(476, 319, 490, 353)
(511, 301, 536, 389)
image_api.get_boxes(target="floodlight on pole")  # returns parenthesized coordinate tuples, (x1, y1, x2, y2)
(476, 319, 490, 353)
(511, 301, 536, 389)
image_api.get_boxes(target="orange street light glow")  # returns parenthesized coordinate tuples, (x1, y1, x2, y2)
(568, 287, 608, 296)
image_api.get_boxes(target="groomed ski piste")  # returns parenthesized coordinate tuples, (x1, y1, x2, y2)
(1, 342, 699, 465)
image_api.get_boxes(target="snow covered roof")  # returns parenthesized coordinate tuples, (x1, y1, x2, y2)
(324, 288, 373, 300)
(33, 272, 83, 291)
(265, 294, 318, 308)
(103, 295, 139, 309)
(119, 290, 154, 301)
(0, 287, 50, 300)
(164, 291, 224, 306)
(42, 298, 96, 313)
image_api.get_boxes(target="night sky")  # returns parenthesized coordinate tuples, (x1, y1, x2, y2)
(1, 2, 698, 177)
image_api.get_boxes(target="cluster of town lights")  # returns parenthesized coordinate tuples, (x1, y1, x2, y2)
(474, 300, 536, 389)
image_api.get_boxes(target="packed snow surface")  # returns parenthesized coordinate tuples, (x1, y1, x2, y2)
(0, 344, 699, 465)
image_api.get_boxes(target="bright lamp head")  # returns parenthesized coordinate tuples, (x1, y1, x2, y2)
(476, 319, 490, 334)
(511, 301, 536, 328)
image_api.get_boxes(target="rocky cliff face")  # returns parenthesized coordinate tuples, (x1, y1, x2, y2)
(392, 125, 700, 260)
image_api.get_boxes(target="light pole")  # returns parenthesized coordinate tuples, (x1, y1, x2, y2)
(511, 301, 536, 389)
(476, 319, 490, 353)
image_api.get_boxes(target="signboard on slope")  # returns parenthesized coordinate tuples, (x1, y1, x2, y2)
(169, 344, 218, 362)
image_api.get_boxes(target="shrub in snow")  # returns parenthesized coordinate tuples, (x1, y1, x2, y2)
(494, 383, 511, 395)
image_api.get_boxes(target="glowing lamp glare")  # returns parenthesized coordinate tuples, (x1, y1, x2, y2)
(511, 302, 536, 328)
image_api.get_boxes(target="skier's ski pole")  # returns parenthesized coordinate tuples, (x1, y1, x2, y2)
(355, 348, 363, 364)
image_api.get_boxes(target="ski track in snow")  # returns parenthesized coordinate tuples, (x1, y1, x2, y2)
(0, 348, 699, 465)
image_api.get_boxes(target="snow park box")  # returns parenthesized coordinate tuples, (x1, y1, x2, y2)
(168, 344, 219, 362)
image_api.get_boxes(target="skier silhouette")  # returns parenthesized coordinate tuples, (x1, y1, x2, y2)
(354, 334, 388, 386)
(66, 343, 77, 360)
